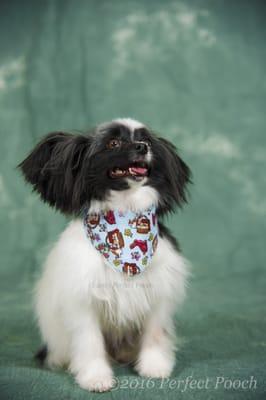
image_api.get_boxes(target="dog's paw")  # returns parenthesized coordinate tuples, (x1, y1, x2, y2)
(136, 348, 174, 379)
(75, 360, 114, 392)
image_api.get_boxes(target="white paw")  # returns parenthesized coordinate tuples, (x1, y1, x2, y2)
(75, 360, 114, 392)
(136, 348, 174, 379)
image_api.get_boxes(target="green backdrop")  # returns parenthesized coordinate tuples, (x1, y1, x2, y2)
(0, 0, 265, 399)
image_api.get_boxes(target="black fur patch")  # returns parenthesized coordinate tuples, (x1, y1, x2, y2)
(34, 345, 48, 364)
(158, 221, 181, 251)
(18, 123, 191, 216)
(18, 132, 92, 214)
(149, 135, 192, 215)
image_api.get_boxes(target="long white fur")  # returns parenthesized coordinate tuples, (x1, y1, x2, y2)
(34, 119, 189, 392)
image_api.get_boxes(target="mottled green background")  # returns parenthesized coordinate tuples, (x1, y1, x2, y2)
(0, 0, 266, 399)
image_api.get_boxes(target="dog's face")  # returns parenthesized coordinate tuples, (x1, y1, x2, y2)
(18, 118, 191, 215)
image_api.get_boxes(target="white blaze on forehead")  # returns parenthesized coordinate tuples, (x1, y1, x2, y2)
(113, 118, 145, 132)
(112, 118, 152, 162)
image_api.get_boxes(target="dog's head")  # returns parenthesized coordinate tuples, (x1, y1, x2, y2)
(18, 118, 191, 215)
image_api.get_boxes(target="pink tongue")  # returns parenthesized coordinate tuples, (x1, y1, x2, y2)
(131, 167, 147, 175)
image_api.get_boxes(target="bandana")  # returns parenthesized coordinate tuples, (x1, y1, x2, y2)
(84, 205, 158, 276)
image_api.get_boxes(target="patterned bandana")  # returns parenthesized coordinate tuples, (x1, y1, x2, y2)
(84, 205, 158, 276)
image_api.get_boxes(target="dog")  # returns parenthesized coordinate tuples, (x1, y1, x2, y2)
(18, 118, 191, 392)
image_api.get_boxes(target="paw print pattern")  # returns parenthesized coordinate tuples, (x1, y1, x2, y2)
(131, 251, 141, 261)
(99, 223, 107, 232)
(142, 256, 148, 266)
(148, 233, 154, 241)
(113, 259, 121, 267)
(94, 233, 101, 242)
(124, 228, 133, 237)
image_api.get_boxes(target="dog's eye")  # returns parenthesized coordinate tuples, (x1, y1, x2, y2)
(107, 139, 121, 149)
(146, 139, 152, 147)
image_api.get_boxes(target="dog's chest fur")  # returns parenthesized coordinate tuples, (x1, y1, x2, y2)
(55, 218, 187, 362)
(64, 218, 186, 327)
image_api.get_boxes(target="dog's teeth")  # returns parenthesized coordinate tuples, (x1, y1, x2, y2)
(110, 163, 148, 178)
(128, 167, 137, 176)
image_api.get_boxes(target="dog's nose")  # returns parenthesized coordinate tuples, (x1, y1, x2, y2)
(134, 142, 148, 155)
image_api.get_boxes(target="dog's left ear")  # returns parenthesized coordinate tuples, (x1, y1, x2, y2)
(158, 137, 192, 208)
(18, 132, 92, 214)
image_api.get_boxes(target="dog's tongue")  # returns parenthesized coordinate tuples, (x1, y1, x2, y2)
(130, 166, 147, 176)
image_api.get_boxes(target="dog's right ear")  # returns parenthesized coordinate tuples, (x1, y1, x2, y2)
(18, 132, 92, 214)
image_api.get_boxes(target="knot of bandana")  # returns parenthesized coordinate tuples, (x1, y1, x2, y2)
(84, 205, 158, 276)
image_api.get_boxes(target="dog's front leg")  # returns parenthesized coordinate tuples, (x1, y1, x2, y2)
(135, 305, 176, 379)
(67, 308, 114, 392)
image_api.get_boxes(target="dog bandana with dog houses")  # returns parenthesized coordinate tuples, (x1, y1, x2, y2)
(84, 205, 158, 276)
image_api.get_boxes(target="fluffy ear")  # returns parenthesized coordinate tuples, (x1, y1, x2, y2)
(158, 137, 192, 209)
(18, 132, 91, 214)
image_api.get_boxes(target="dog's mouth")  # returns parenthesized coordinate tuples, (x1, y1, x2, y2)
(109, 161, 149, 181)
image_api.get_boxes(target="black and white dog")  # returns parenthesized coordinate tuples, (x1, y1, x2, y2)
(19, 118, 191, 392)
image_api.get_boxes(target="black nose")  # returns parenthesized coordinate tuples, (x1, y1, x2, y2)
(134, 142, 148, 155)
